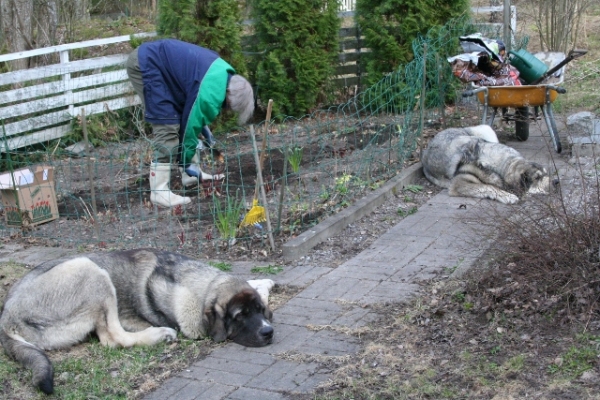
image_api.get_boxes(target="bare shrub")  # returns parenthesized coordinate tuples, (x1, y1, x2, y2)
(469, 168, 600, 326)
(532, 0, 594, 52)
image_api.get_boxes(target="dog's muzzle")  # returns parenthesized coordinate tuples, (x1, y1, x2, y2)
(260, 324, 274, 343)
(527, 175, 550, 195)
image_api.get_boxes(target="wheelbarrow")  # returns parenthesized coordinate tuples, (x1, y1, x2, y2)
(463, 50, 587, 154)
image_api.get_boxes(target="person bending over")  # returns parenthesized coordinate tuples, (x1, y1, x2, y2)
(126, 39, 254, 207)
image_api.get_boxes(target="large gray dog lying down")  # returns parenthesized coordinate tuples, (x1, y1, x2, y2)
(421, 125, 549, 204)
(0, 249, 275, 394)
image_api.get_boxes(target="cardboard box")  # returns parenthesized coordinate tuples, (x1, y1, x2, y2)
(0, 166, 59, 227)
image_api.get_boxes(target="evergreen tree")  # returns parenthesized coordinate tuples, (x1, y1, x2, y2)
(356, 0, 469, 84)
(158, 0, 247, 75)
(252, 0, 341, 116)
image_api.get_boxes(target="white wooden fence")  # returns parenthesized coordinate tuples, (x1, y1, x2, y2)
(471, 5, 517, 47)
(0, 33, 154, 152)
(339, 0, 355, 12)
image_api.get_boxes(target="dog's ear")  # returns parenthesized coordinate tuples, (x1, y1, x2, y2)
(205, 304, 228, 342)
(520, 170, 533, 189)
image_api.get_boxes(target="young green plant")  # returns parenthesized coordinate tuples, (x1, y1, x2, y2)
(286, 146, 303, 174)
(212, 193, 244, 243)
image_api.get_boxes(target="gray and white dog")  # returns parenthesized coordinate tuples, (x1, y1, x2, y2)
(421, 125, 549, 204)
(0, 248, 274, 394)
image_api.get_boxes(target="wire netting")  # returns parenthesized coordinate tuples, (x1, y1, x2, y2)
(0, 17, 497, 256)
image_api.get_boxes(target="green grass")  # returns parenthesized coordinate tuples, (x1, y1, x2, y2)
(548, 336, 599, 378)
(504, 354, 526, 373)
(73, 16, 156, 41)
(208, 261, 233, 271)
(0, 335, 214, 399)
(397, 206, 418, 217)
(404, 184, 423, 193)
(251, 264, 284, 275)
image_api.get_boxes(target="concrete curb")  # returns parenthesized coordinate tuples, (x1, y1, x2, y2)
(282, 163, 424, 262)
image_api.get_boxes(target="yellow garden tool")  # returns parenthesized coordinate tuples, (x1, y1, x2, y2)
(240, 99, 273, 228)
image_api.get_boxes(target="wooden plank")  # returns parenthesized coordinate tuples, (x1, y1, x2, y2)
(2, 94, 139, 138)
(3, 82, 134, 120)
(335, 64, 360, 76)
(0, 54, 127, 86)
(0, 32, 155, 63)
(0, 124, 72, 152)
(332, 76, 360, 87)
(338, 52, 360, 63)
(2, 109, 73, 137)
(339, 38, 361, 50)
(471, 6, 504, 13)
(0, 70, 129, 105)
(72, 82, 134, 105)
(1, 96, 141, 151)
(339, 27, 359, 38)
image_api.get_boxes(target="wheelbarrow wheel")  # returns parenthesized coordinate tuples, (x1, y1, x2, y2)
(515, 107, 530, 141)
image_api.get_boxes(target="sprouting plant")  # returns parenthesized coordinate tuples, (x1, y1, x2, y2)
(319, 185, 330, 201)
(212, 193, 244, 241)
(335, 173, 352, 195)
(404, 184, 423, 193)
(452, 291, 466, 303)
(208, 261, 233, 271)
(290, 202, 310, 213)
(286, 146, 303, 174)
(397, 206, 418, 217)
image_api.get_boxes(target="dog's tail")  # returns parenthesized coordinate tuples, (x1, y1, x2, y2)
(0, 328, 54, 394)
(466, 125, 499, 143)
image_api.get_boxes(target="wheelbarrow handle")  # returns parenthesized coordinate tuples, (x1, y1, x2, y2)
(462, 86, 488, 97)
(546, 85, 567, 94)
(569, 49, 588, 57)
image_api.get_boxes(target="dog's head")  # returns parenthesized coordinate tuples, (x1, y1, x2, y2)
(515, 161, 550, 195)
(206, 288, 273, 347)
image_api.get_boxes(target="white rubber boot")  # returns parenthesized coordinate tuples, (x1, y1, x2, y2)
(180, 167, 199, 187)
(180, 153, 201, 187)
(149, 162, 191, 207)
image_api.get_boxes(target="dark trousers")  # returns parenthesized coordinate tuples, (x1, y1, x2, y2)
(126, 48, 180, 164)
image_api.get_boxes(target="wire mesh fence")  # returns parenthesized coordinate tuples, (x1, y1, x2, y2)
(0, 18, 492, 256)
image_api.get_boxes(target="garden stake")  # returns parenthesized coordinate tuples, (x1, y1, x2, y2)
(249, 125, 275, 251)
(81, 109, 100, 239)
(240, 99, 273, 228)
(1, 120, 19, 211)
(276, 147, 287, 232)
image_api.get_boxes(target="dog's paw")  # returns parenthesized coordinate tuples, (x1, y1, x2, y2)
(152, 327, 178, 342)
(137, 326, 178, 346)
(163, 327, 178, 342)
(498, 193, 519, 204)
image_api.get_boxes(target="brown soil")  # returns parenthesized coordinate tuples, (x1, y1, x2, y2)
(3, 113, 441, 265)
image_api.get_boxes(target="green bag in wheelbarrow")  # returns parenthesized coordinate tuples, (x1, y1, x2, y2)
(508, 49, 548, 84)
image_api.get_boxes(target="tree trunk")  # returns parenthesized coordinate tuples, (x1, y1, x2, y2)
(0, 0, 34, 70)
(32, 0, 58, 66)
(58, 0, 90, 42)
